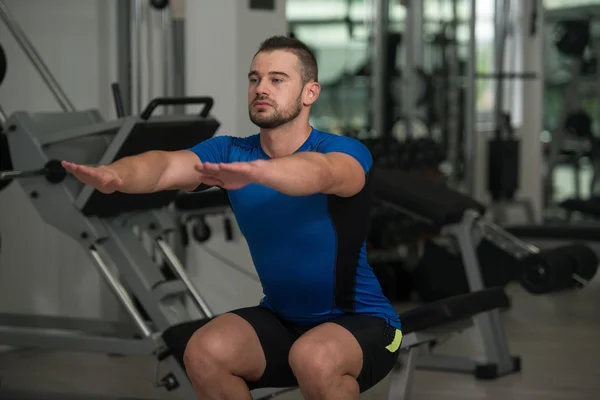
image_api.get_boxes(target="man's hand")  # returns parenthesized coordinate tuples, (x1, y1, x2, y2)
(62, 161, 124, 194)
(194, 160, 266, 190)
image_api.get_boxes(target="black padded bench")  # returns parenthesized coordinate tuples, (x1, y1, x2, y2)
(371, 167, 517, 379)
(372, 167, 486, 228)
(161, 287, 512, 400)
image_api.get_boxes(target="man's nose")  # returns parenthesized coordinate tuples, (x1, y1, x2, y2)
(255, 79, 270, 95)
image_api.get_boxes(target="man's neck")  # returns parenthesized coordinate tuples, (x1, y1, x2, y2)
(259, 120, 313, 158)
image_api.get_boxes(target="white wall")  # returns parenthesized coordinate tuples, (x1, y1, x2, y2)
(0, 0, 120, 319)
(0, 0, 288, 321)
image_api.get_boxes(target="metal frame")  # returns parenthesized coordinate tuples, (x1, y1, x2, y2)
(117, 0, 132, 117)
(464, 0, 477, 196)
(0, 0, 75, 112)
(372, 0, 389, 137)
(0, 103, 6, 124)
(374, 200, 518, 377)
(170, 0, 186, 115)
(401, 0, 424, 139)
(0, 109, 298, 400)
(386, 318, 475, 399)
(436, 211, 516, 377)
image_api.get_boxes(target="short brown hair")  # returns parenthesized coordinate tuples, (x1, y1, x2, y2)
(255, 35, 318, 85)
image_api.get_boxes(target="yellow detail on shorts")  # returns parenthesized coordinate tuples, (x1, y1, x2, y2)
(385, 329, 402, 353)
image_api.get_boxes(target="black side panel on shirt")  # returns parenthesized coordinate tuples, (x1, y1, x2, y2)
(328, 171, 374, 312)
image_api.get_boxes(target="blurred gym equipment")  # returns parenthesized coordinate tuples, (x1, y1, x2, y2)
(545, 17, 600, 217)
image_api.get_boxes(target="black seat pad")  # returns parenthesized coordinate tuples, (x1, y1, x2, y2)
(161, 288, 509, 370)
(560, 197, 600, 218)
(400, 287, 510, 334)
(372, 167, 486, 227)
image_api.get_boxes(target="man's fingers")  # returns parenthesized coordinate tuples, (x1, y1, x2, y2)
(201, 176, 224, 187)
(202, 163, 222, 173)
(218, 162, 251, 174)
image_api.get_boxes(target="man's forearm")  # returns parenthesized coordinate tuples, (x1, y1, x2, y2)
(254, 152, 334, 196)
(106, 151, 169, 193)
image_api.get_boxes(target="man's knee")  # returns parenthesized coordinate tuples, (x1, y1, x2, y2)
(288, 337, 343, 382)
(183, 326, 231, 384)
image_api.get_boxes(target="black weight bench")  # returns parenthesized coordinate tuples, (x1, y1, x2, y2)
(372, 168, 487, 229)
(161, 287, 512, 400)
(372, 168, 519, 378)
(370, 167, 598, 378)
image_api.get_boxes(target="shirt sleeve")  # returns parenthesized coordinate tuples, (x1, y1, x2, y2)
(317, 135, 373, 173)
(187, 135, 232, 164)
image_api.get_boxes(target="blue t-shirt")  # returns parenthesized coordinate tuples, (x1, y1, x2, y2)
(188, 129, 401, 330)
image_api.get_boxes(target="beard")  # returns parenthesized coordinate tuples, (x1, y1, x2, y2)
(249, 94, 303, 129)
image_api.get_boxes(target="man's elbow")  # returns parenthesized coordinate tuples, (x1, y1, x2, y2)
(322, 170, 365, 197)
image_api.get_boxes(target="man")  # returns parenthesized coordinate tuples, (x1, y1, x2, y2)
(62, 36, 402, 400)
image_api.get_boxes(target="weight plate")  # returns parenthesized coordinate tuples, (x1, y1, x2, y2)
(0, 42, 6, 86)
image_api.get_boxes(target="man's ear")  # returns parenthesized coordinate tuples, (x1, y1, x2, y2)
(303, 82, 321, 106)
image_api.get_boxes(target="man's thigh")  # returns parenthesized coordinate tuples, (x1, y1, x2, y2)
(333, 315, 401, 392)
(293, 315, 401, 393)
(228, 306, 300, 389)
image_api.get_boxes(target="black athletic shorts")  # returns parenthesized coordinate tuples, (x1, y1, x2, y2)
(229, 306, 402, 393)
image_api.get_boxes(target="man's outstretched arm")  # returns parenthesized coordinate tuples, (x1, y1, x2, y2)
(62, 150, 205, 194)
(251, 151, 367, 197)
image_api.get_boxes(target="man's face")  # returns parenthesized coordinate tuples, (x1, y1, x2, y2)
(248, 50, 304, 129)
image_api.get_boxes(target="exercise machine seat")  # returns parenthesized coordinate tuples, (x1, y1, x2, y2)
(160, 287, 510, 371)
(81, 119, 218, 217)
(400, 287, 509, 334)
(560, 197, 600, 218)
(372, 167, 487, 227)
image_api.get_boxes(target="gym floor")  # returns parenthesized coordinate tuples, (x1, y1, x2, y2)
(0, 274, 599, 400)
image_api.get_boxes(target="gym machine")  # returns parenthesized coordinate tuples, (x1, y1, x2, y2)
(545, 17, 600, 215)
(371, 166, 598, 377)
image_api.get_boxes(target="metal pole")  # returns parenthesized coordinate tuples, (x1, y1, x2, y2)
(493, 0, 510, 138)
(116, 0, 132, 117)
(447, 0, 461, 183)
(0, 103, 6, 124)
(134, 0, 143, 114)
(403, 1, 415, 138)
(171, 0, 186, 114)
(89, 248, 153, 338)
(372, 0, 389, 137)
(155, 238, 214, 319)
(161, 6, 172, 113)
(464, 0, 477, 195)
(0, 0, 75, 112)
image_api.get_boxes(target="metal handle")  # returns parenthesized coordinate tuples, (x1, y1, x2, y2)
(155, 238, 213, 318)
(112, 83, 127, 118)
(140, 96, 214, 120)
